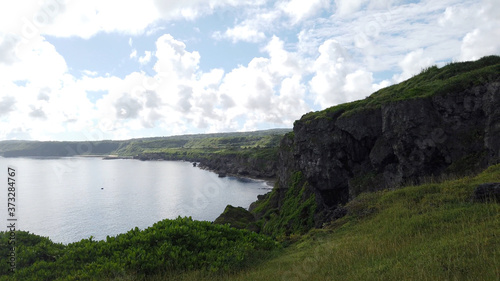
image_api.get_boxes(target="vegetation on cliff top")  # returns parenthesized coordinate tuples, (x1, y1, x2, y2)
(301, 55, 500, 122)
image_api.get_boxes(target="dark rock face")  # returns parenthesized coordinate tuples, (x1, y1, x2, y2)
(278, 82, 500, 225)
(198, 154, 277, 179)
(473, 183, 500, 202)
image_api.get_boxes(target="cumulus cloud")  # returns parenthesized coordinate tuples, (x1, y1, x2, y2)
(459, 27, 500, 61)
(154, 0, 266, 20)
(335, 0, 367, 16)
(144, 90, 161, 108)
(38, 87, 51, 101)
(213, 9, 279, 43)
(435, 0, 500, 61)
(393, 49, 435, 82)
(177, 86, 193, 113)
(139, 51, 152, 65)
(217, 36, 310, 128)
(114, 93, 142, 119)
(154, 34, 200, 80)
(1, 0, 269, 40)
(0, 35, 20, 65)
(309, 39, 386, 108)
(0, 96, 16, 116)
(215, 24, 267, 43)
(29, 106, 47, 119)
(280, 0, 331, 24)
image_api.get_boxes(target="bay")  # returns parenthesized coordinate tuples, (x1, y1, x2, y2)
(0, 157, 271, 244)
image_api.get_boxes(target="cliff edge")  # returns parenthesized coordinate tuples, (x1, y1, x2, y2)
(252, 56, 500, 234)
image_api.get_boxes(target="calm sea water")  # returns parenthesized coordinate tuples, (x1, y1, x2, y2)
(0, 157, 271, 244)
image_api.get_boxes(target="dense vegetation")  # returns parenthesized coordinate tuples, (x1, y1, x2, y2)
(302, 55, 500, 121)
(145, 164, 499, 280)
(0, 217, 279, 280)
(250, 172, 317, 237)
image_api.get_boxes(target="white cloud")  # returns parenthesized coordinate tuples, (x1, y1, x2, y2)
(0, 35, 67, 88)
(153, 0, 267, 20)
(309, 39, 382, 108)
(82, 70, 98, 77)
(214, 9, 279, 43)
(154, 34, 200, 80)
(130, 49, 137, 59)
(335, 0, 367, 16)
(44, 0, 160, 39)
(393, 49, 434, 82)
(460, 27, 500, 61)
(280, 0, 331, 24)
(139, 51, 152, 65)
(457, 0, 500, 61)
(216, 24, 267, 43)
(217, 36, 310, 128)
(0, 0, 269, 40)
(0, 35, 20, 65)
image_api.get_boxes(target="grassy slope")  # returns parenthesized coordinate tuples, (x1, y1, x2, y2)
(155, 164, 500, 281)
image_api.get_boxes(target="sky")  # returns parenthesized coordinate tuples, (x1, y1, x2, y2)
(0, 0, 499, 141)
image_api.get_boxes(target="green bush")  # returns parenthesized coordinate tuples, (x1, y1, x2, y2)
(0, 217, 279, 280)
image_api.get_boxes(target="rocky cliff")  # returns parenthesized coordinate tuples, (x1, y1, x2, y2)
(197, 151, 277, 179)
(262, 56, 500, 230)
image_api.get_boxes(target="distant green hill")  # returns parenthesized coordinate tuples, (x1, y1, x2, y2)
(0, 129, 291, 158)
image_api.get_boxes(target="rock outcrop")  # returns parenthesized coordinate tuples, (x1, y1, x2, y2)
(275, 63, 500, 226)
(197, 152, 277, 179)
(473, 183, 500, 202)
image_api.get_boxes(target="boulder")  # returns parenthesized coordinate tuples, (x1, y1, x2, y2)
(473, 183, 500, 202)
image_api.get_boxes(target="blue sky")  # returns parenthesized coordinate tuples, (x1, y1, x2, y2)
(0, 0, 499, 141)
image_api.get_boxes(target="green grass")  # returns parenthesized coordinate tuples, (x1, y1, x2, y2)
(301, 55, 500, 122)
(152, 164, 500, 281)
(256, 172, 317, 238)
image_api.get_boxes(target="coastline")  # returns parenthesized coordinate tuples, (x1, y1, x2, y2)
(195, 163, 276, 188)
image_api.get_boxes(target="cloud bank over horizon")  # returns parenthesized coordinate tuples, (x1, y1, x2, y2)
(0, 0, 498, 141)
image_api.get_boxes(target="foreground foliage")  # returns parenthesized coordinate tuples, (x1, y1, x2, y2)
(1, 165, 498, 281)
(156, 164, 500, 280)
(0, 217, 278, 280)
